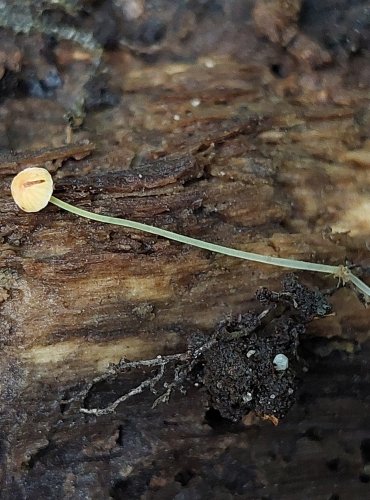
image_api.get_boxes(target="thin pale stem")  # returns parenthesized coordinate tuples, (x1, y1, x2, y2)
(50, 196, 370, 300)
(347, 272, 370, 299)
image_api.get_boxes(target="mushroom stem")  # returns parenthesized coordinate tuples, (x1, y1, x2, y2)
(49, 196, 370, 301)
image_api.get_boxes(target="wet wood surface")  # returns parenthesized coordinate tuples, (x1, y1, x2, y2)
(0, 0, 369, 498)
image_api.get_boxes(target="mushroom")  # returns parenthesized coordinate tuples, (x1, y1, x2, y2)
(9, 168, 370, 301)
(11, 167, 53, 213)
(273, 354, 289, 372)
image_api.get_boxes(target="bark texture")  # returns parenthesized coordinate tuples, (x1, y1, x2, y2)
(0, 0, 370, 498)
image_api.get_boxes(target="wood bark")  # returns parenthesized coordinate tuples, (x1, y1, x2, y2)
(0, 1, 370, 498)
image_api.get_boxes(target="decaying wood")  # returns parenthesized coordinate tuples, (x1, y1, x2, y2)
(0, 0, 370, 498)
(0, 142, 95, 175)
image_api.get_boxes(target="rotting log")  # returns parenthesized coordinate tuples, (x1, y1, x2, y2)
(1, 0, 370, 498)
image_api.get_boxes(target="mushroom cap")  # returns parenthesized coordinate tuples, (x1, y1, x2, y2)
(11, 167, 54, 213)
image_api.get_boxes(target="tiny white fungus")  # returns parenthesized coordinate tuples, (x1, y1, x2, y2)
(273, 353, 289, 371)
(204, 58, 215, 68)
(11, 167, 53, 213)
(244, 392, 253, 402)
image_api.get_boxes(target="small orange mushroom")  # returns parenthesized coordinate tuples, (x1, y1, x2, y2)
(11, 167, 53, 213)
(9, 167, 370, 301)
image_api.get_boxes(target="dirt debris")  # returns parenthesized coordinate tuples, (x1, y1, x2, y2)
(78, 276, 332, 423)
(199, 275, 331, 421)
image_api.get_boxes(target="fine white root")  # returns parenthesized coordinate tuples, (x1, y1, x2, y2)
(76, 338, 220, 416)
(76, 353, 186, 416)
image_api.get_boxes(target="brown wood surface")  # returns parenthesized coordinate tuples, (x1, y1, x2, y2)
(0, 1, 370, 498)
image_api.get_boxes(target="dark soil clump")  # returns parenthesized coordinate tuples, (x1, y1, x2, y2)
(199, 275, 332, 422)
